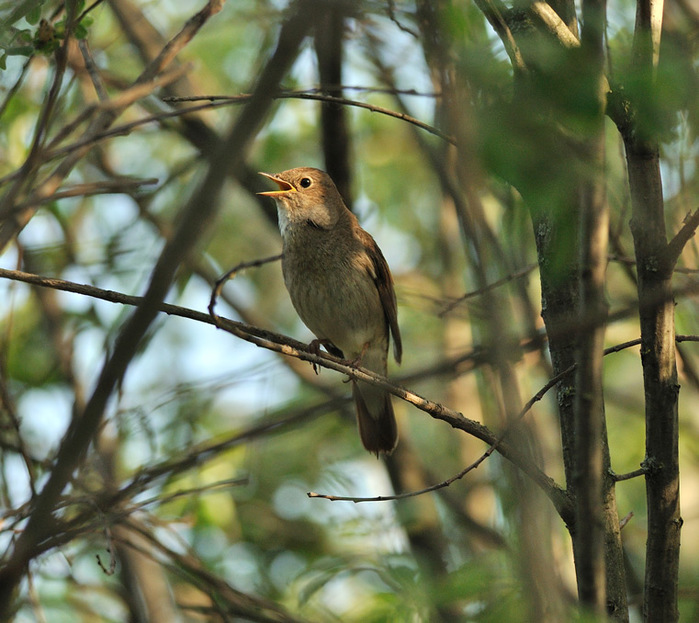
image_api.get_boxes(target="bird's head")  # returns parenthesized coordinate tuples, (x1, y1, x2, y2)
(258, 167, 345, 232)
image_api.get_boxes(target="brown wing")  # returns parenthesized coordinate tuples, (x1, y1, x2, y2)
(357, 227, 402, 364)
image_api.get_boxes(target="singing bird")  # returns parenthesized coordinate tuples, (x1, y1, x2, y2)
(259, 167, 402, 455)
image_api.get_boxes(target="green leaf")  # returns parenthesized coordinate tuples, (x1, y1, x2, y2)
(26, 6, 41, 25)
(0, 0, 45, 29)
(74, 22, 87, 39)
(5, 45, 34, 56)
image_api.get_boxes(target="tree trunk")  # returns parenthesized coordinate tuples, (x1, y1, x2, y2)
(625, 140, 681, 623)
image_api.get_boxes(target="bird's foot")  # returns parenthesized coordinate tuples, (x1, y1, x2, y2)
(308, 339, 341, 375)
(341, 342, 370, 383)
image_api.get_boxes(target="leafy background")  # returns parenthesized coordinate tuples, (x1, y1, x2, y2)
(0, 0, 698, 621)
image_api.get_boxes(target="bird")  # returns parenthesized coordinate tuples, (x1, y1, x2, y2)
(258, 167, 402, 455)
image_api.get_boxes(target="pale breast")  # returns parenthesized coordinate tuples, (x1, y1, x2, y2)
(282, 233, 386, 359)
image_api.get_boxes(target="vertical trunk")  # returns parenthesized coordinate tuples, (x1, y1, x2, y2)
(314, 5, 352, 207)
(573, 157, 608, 613)
(531, 198, 628, 621)
(625, 142, 681, 623)
(573, 0, 609, 613)
(624, 2, 681, 620)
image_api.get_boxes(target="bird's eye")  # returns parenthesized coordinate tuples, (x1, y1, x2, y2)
(299, 177, 312, 188)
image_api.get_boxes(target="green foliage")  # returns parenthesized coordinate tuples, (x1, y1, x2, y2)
(0, 0, 92, 66)
(0, 1, 698, 621)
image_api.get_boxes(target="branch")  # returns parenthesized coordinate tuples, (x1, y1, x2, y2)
(529, 1, 581, 48)
(209, 254, 282, 317)
(0, 9, 72, 220)
(9, 267, 694, 522)
(439, 263, 538, 316)
(611, 466, 647, 482)
(626, 1, 681, 618)
(309, 363, 575, 503)
(665, 207, 699, 270)
(0, 264, 572, 523)
(118, 519, 309, 623)
(13, 178, 159, 209)
(163, 91, 456, 145)
(314, 4, 353, 205)
(573, 0, 611, 610)
(5, 400, 338, 564)
(472, 0, 527, 71)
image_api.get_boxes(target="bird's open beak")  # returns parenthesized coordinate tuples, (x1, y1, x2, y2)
(257, 172, 296, 196)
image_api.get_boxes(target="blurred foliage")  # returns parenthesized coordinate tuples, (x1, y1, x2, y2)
(0, 0, 698, 622)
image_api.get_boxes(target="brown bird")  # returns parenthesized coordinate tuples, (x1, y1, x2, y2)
(259, 167, 402, 455)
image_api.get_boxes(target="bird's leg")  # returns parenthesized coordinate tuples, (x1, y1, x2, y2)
(308, 339, 341, 374)
(342, 342, 370, 383)
(349, 341, 371, 367)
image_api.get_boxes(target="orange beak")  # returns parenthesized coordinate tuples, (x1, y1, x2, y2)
(257, 172, 296, 196)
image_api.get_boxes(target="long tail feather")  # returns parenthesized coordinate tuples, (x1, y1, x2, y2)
(352, 381, 398, 456)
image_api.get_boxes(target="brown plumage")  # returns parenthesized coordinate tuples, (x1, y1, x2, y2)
(259, 167, 402, 455)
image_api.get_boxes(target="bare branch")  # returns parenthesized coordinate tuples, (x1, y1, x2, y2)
(78, 39, 109, 101)
(13, 178, 159, 209)
(611, 467, 647, 482)
(309, 363, 575, 503)
(209, 254, 282, 321)
(0, 264, 572, 523)
(665, 207, 699, 269)
(164, 91, 456, 145)
(573, 0, 612, 609)
(439, 263, 538, 316)
(529, 1, 581, 48)
(472, 0, 527, 71)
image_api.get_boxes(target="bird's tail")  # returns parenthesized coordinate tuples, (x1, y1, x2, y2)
(353, 380, 398, 456)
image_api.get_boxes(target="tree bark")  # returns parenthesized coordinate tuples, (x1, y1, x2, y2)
(622, 2, 682, 620)
(314, 3, 353, 208)
(573, 0, 609, 613)
(625, 140, 681, 622)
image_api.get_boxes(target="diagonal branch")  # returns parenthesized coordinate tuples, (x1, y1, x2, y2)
(309, 363, 575, 504)
(530, 1, 581, 48)
(665, 207, 699, 270)
(0, 264, 573, 524)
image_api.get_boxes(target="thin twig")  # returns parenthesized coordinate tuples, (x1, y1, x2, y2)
(386, 0, 419, 37)
(439, 263, 538, 316)
(78, 0, 108, 22)
(209, 254, 282, 326)
(611, 467, 647, 482)
(309, 363, 575, 503)
(609, 254, 699, 274)
(0, 57, 32, 121)
(619, 511, 634, 529)
(0, 21, 71, 220)
(164, 91, 456, 145)
(12, 178, 159, 210)
(79, 39, 109, 101)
